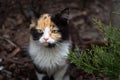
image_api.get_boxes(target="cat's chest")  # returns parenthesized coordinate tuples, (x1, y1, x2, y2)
(29, 41, 70, 69)
(34, 49, 66, 69)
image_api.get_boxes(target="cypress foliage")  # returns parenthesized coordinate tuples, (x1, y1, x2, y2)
(68, 20, 120, 79)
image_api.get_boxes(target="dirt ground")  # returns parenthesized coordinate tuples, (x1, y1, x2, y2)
(0, 0, 112, 80)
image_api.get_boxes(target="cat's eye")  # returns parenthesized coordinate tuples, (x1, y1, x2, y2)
(37, 29, 43, 33)
(52, 30, 59, 33)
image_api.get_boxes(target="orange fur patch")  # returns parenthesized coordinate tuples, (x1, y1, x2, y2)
(50, 33, 61, 39)
(37, 14, 53, 29)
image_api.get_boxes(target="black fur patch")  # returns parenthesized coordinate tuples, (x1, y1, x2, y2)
(30, 28, 43, 40)
(47, 43, 56, 48)
(34, 64, 47, 74)
(51, 14, 69, 41)
(42, 75, 54, 80)
(34, 65, 54, 80)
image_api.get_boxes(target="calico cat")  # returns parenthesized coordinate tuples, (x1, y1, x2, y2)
(28, 13, 70, 80)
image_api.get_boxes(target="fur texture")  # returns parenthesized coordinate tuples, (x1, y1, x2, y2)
(29, 39, 70, 75)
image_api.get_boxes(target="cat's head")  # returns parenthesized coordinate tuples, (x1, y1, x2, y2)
(30, 13, 69, 47)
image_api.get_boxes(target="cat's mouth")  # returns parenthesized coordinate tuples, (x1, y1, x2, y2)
(43, 42, 49, 46)
(43, 42, 56, 48)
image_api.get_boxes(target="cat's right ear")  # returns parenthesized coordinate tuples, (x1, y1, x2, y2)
(29, 17, 38, 38)
(30, 17, 37, 29)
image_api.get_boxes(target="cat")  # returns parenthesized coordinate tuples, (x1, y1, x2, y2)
(28, 13, 70, 80)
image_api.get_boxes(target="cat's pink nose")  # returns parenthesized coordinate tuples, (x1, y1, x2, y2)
(43, 38, 49, 41)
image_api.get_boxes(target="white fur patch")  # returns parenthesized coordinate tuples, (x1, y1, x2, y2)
(39, 27, 55, 44)
(29, 39, 70, 75)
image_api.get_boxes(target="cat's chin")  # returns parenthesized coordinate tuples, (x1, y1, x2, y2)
(43, 42, 49, 46)
(42, 42, 56, 48)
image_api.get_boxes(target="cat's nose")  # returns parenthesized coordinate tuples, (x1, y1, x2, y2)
(43, 38, 49, 41)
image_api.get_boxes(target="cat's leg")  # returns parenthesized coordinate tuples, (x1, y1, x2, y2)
(34, 65, 48, 80)
(36, 72, 45, 80)
(63, 75, 70, 80)
(54, 64, 70, 80)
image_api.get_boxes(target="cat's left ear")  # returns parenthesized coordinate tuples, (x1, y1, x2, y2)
(59, 8, 70, 21)
(54, 8, 70, 24)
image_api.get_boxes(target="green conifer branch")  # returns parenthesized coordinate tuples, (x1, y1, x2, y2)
(68, 20, 120, 79)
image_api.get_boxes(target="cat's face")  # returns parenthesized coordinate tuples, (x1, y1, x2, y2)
(30, 14, 69, 47)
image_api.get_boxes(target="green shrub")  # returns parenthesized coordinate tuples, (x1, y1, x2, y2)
(68, 20, 120, 79)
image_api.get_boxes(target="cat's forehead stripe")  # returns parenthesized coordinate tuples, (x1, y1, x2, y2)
(36, 14, 55, 29)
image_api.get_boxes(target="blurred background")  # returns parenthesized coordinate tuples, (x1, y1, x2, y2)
(0, 0, 118, 80)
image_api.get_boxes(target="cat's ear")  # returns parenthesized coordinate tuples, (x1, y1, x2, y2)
(30, 17, 37, 29)
(59, 8, 70, 20)
(54, 8, 70, 25)
(56, 8, 69, 21)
